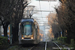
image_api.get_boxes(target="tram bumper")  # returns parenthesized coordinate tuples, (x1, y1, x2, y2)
(20, 39, 36, 44)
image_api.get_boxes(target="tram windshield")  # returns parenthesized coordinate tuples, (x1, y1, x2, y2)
(22, 22, 32, 35)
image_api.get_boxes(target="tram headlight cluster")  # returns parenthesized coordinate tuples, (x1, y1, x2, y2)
(22, 37, 24, 39)
(31, 37, 33, 39)
(22, 35, 34, 39)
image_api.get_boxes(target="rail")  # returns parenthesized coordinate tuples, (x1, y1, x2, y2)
(28, 46, 35, 50)
(53, 42, 62, 50)
(45, 42, 47, 50)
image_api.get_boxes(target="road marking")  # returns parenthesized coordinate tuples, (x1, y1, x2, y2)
(45, 42, 47, 50)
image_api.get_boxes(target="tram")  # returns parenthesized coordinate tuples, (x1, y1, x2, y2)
(18, 18, 40, 44)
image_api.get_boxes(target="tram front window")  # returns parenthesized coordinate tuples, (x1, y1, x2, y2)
(22, 22, 32, 35)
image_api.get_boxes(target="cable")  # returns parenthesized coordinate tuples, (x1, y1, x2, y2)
(39, 0, 44, 26)
(48, 0, 51, 11)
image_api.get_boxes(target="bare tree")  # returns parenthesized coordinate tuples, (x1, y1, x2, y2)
(47, 13, 61, 38)
(0, 0, 28, 43)
(56, 0, 75, 43)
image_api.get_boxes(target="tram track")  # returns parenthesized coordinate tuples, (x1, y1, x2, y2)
(8, 42, 53, 50)
(20, 44, 35, 50)
(8, 41, 74, 50)
(28, 46, 35, 50)
(32, 42, 47, 50)
(7, 44, 35, 50)
(53, 41, 62, 50)
(45, 42, 47, 50)
(53, 41, 74, 50)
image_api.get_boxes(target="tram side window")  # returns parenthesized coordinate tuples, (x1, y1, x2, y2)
(21, 24, 24, 34)
(32, 24, 35, 35)
(36, 25, 37, 35)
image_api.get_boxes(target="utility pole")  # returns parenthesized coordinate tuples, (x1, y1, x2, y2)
(10, 24, 12, 44)
(61, 31, 62, 37)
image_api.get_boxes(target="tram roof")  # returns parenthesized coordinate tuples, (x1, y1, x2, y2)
(21, 18, 34, 22)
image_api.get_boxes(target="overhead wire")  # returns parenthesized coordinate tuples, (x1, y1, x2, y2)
(48, 0, 50, 11)
(39, 0, 44, 26)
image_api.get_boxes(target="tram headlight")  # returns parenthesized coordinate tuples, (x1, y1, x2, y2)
(22, 37, 24, 39)
(31, 37, 33, 39)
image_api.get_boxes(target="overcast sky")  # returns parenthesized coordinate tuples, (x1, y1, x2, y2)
(30, 0, 60, 24)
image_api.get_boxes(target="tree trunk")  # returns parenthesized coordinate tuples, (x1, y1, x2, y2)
(12, 23, 19, 44)
(66, 28, 71, 44)
(3, 26, 8, 36)
(3, 21, 9, 37)
(0, 26, 1, 36)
